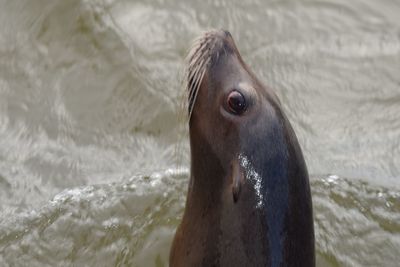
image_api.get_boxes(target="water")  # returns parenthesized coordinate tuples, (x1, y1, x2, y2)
(0, 0, 399, 266)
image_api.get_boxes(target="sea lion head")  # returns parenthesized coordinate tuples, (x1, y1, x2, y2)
(187, 29, 284, 201)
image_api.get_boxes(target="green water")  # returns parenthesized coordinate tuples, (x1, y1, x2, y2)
(0, 0, 399, 266)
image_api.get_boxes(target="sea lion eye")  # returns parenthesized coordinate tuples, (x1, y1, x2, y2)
(227, 90, 246, 115)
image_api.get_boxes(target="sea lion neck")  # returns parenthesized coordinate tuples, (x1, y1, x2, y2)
(183, 120, 271, 266)
(186, 122, 226, 206)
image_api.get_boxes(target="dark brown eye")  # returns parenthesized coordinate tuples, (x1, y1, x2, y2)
(227, 90, 246, 115)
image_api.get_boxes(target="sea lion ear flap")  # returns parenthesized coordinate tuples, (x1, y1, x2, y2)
(231, 158, 245, 203)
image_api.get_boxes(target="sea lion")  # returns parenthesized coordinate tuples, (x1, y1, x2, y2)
(170, 30, 315, 267)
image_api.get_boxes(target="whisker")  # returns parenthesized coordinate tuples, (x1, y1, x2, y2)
(188, 55, 207, 92)
(188, 55, 205, 80)
(185, 31, 217, 121)
(187, 59, 204, 98)
(187, 39, 204, 60)
(188, 56, 210, 109)
(187, 37, 208, 63)
(187, 59, 206, 113)
(188, 64, 208, 119)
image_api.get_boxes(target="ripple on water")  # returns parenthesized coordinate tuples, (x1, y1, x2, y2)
(313, 175, 400, 266)
(0, 172, 399, 266)
(0, 169, 188, 266)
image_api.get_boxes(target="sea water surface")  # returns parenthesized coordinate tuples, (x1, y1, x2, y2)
(0, 0, 399, 266)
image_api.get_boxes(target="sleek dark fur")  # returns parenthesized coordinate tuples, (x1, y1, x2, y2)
(170, 30, 315, 267)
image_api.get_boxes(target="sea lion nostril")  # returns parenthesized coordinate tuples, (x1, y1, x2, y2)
(223, 30, 231, 37)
